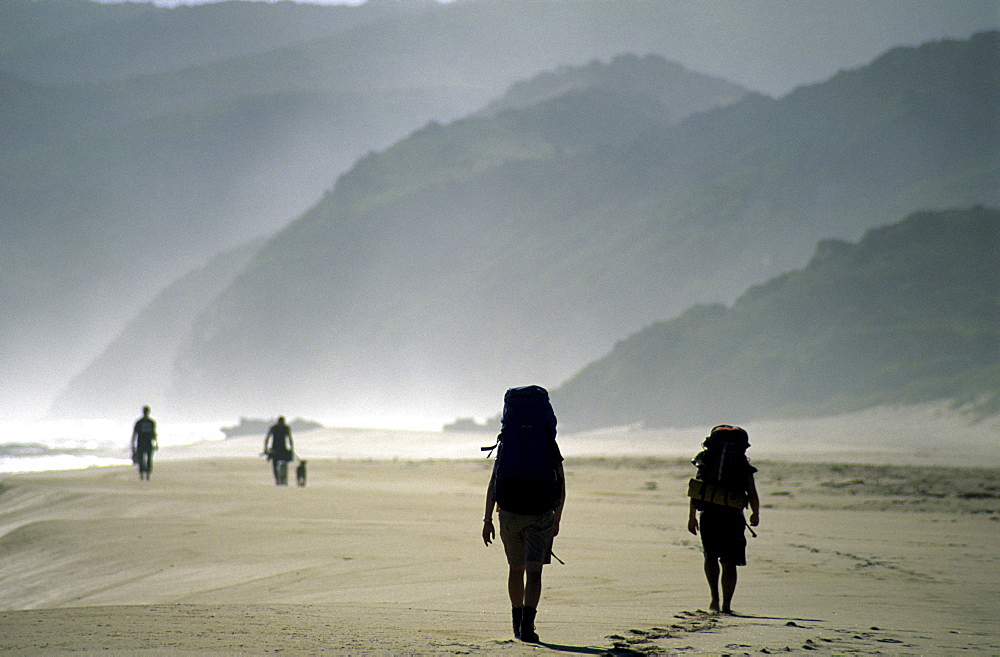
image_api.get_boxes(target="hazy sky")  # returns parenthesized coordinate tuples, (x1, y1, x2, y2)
(98, 0, 393, 5)
(94, 0, 1000, 98)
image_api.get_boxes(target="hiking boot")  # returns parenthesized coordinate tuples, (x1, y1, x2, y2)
(520, 606, 539, 643)
(511, 607, 522, 640)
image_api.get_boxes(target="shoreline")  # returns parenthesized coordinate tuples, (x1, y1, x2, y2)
(5, 399, 999, 475)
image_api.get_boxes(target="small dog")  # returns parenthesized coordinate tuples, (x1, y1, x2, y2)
(295, 460, 307, 487)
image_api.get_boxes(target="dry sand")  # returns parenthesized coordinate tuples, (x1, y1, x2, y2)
(1, 430, 998, 655)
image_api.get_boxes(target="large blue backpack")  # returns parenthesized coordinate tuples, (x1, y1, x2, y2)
(486, 386, 559, 515)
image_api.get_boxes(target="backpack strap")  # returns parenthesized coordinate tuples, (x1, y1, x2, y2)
(716, 443, 728, 481)
(481, 434, 501, 458)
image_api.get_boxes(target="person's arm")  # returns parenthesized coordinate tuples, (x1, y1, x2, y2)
(553, 461, 565, 537)
(482, 463, 497, 546)
(151, 421, 158, 450)
(263, 428, 272, 455)
(747, 474, 760, 526)
(288, 430, 294, 458)
(688, 498, 699, 535)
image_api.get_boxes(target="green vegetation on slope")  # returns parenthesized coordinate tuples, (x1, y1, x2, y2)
(161, 34, 999, 420)
(554, 207, 1000, 429)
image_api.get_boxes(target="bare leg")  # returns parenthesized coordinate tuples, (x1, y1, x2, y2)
(524, 562, 543, 608)
(704, 557, 720, 611)
(521, 563, 543, 643)
(505, 565, 525, 639)
(721, 563, 738, 613)
(507, 564, 525, 607)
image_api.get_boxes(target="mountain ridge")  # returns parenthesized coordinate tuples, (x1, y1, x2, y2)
(552, 206, 1000, 429)
(4, 1, 995, 419)
(147, 33, 998, 421)
(51, 53, 749, 420)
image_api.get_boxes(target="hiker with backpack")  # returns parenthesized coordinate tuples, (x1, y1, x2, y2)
(686, 425, 760, 614)
(482, 385, 565, 643)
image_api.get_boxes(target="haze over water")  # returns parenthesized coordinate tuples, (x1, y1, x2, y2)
(4, 399, 998, 473)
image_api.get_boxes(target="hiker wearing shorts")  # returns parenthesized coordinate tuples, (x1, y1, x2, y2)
(687, 425, 760, 614)
(482, 385, 565, 643)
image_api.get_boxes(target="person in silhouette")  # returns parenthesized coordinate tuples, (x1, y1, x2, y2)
(687, 425, 760, 614)
(482, 386, 565, 643)
(131, 405, 157, 480)
(263, 416, 295, 485)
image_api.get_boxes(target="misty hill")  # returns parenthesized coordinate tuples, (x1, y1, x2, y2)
(475, 55, 745, 121)
(5, 0, 995, 419)
(152, 33, 998, 422)
(0, 0, 436, 84)
(0, 0, 465, 417)
(49, 238, 265, 419)
(2, 0, 790, 418)
(7, 0, 756, 416)
(7, 0, 989, 94)
(52, 53, 748, 420)
(552, 207, 1000, 430)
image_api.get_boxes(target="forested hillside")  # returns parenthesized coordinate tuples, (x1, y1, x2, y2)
(152, 33, 997, 421)
(553, 207, 1000, 429)
(5, 0, 993, 422)
(51, 53, 747, 418)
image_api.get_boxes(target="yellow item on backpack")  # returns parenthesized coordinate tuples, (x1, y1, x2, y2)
(687, 477, 747, 509)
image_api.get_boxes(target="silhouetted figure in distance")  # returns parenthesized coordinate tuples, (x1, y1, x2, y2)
(131, 405, 157, 480)
(264, 416, 295, 485)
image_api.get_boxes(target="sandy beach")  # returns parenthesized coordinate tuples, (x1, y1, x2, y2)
(1, 427, 998, 655)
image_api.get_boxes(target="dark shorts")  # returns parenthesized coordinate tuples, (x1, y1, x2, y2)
(499, 509, 554, 566)
(699, 506, 747, 566)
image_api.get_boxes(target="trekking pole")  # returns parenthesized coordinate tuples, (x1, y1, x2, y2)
(745, 521, 757, 538)
(550, 550, 565, 565)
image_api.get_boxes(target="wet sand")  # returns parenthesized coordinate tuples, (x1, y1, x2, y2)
(1, 439, 998, 655)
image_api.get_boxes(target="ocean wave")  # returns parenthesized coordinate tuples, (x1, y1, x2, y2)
(0, 442, 121, 458)
(0, 418, 225, 473)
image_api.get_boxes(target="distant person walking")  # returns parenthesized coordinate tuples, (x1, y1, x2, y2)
(131, 405, 157, 481)
(482, 386, 565, 643)
(686, 425, 760, 614)
(263, 416, 295, 485)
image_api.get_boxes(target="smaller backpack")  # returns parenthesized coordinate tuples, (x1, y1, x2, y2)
(484, 386, 560, 515)
(687, 425, 751, 509)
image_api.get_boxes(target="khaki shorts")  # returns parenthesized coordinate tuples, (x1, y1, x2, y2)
(499, 509, 554, 565)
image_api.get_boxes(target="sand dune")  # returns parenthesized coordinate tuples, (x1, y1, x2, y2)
(1, 435, 998, 654)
